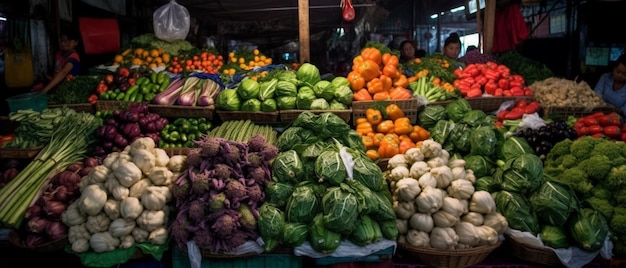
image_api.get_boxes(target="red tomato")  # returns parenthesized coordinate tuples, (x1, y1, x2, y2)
(576, 126, 590, 136)
(587, 125, 604, 134)
(583, 117, 599, 127)
(603, 125, 622, 138)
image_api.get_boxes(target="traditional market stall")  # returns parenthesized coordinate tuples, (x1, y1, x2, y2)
(1, 0, 626, 268)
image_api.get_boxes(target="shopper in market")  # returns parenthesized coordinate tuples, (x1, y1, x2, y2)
(399, 40, 417, 64)
(442, 33, 461, 61)
(40, 26, 81, 93)
(594, 53, 626, 117)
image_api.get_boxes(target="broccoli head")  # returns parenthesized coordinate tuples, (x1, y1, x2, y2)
(544, 165, 567, 177)
(607, 165, 626, 190)
(569, 136, 598, 160)
(584, 196, 614, 219)
(615, 187, 626, 206)
(612, 156, 626, 167)
(590, 182, 614, 200)
(591, 140, 624, 160)
(579, 154, 612, 182)
(555, 167, 592, 195)
(561, 154, 579, 169)
(610, 207, 626, 238)
(546, 138, 573, 162)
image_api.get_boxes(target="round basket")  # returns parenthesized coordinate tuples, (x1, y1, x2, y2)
(8, 230, 68, 252)
(505, 233, 563, 267)
(397, 241, 502, 268)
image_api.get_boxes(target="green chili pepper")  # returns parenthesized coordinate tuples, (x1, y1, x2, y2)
(169, 131, 180, 142)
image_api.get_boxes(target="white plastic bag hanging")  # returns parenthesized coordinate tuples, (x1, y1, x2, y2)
(153, 0, 190, 42)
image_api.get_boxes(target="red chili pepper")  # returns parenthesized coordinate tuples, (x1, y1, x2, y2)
(516, 99, 528, 108)
(497, 110, 508, 121)
(504, 110, 524, 120)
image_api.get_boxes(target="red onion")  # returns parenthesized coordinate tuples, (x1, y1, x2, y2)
(45, 221, 68, 241)
(56, 171, 81, 189)
(52, 186, 71, 202)
(25, 234, 46, 247)
(65, 162, 84, 173)
(44, 200, 66, 218)
(24, 205, 43, 220)
(78, 166, 93, 178)
(83, 157, 100, 168)
(2, 168, 19, 184)
(27, 216, 50, 233)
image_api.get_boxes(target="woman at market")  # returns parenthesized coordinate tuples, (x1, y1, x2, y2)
(594, 54, 626, 117)
(399, 40, 417, 64)
(442, 33, 461, 61)
(40, 27, 81, 93)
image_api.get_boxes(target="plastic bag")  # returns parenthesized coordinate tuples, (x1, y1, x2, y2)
(153, 0, 190, 42)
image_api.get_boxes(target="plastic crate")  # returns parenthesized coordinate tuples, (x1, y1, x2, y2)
(6, 92, 48, 113)
(315, 246, 395, 266)
(172, 246, 302, 268)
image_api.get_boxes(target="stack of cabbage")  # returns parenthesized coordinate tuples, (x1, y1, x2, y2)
(258, 111, 398, 253)
(386, 139, 508, 249)
(216, 63, 353, 112)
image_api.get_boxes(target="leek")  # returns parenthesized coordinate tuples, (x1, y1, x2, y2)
(0, 112, 102, 228)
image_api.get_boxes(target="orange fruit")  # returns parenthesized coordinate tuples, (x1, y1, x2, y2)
(150, 49, 160, 58)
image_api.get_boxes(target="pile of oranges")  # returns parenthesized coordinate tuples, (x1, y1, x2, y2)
(167, 51, 224, 74)
(222, 49, 273, 75)
(112, 48, 171, 69)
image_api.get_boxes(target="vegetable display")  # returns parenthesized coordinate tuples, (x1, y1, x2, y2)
(0, 111, 102, 228)
(206, 120, 277, 145)
(63, 137, 177, 253)
(92, 103, 168, 157)
(18, 157, 99, 247)
(386, 139, 507, 249)
(349, 46, 413, 101)
(259, 112, 397, 253)
(3, 107, 79, 149)
(529, 77, 606, 108)
(168, 135, 278, 253)
(453, 62, 533, 98)
(48, 75, 100, 105)
(158, 117, 213, 148)
(571, 112, 625, 141)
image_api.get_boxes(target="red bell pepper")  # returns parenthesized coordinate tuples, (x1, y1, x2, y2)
(484, 69, 501, 81)
(485, 81, 498, 95)
(604, 125, 622, 138)
(510, 86, 524, 96)
(588, 125, 604, 134)
(498, 78, 510, 90)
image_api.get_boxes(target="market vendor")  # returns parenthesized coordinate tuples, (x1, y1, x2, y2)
(594, 54, 626, 117)
(40, 27, 81, 93)
(399, 40, 417, 64)
(442, 33, 461, 61)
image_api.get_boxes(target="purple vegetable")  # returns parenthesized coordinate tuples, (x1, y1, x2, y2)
(122, 123, 141, 139)
(144, 132, 160, 143)
(153, 78, 184, 105)
(196, 83, 214, 106)
(138, 117, 151, 129)
(155, 118, 168, 131)
(24, 234, 46, 247)
(113, 134, 129, 148)
(146, 113, 160, 122)
(119, 110, 139, 123)
(177, 87, 198, 106)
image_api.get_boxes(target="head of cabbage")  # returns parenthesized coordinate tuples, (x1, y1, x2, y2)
(296, 63, 321, 87)
(216, 88, 241, 111)
(236, 78, 260, 100)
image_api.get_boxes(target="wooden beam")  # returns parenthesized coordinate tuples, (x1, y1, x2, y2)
(298, 0, 310, 63)
(483, 0, 496, 54)
(475, 0, 482, 52)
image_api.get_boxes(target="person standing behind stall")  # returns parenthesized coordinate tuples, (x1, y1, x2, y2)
(442, 33, 461, 61)
(399, 40, 417, 64)
(594, 54, 626, 117)
(40, 27, 81, 93)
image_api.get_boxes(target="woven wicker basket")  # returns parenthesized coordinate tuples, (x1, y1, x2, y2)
(9, 230, 68, 252)
(148, 104, 214, 120)
(0, 146, 44, 159)
(279, 109, 351, 123)
(95, 100, 135, 111)
(505, 233, 563, 267)
(397, 241, 502, 268)
(465, 96, 533, 113)
(216, 111, 279, 123)
(542, 105, 617, 120)
(352, 98, 420, 125)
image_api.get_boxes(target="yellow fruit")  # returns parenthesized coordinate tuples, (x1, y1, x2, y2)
(134, 48, 144, 56)
(121, 48, 132, 56)
(154, 57, 163, 64)
(162, 53, 170, 63)
(260, 55, 266, 61)
(142, 51, 150, 58)
(230, 57, 237, 63)
(229, 69, 236, 75)
(223, 69, 230, 75)
(253, 49, 260, 56)
(113, 55, 124, 63)
(238, 58, 245, 64)
(228, 52, 235, 58)
(132, 58, 143, 65)
(145, 56, 153, 63)
(264, 58, 272, 64)
(149, 63, 157, 69)
(239, 63, 247, 69)
(150, 49, 160, 58)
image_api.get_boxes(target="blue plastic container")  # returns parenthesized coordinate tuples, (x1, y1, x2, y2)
(6, 92, 48, 113)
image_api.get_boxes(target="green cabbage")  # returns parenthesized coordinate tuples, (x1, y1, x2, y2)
(314, 112, 351, 139)
(329, 100, 348, 110)
(296, 86, 316, 110)
(271, 150, 303, 184)
(449, 123, 472, 154)
(464, 155, 494, 178)
(350, 150, 385, 191)
(296, 63, 321, 87)
(569, 208, 609, 251)
(215, 88, 241, 111)
(309, 213, 341, 254)
(496, 153, 544, 195)
(258, 78, 278, 101)
(418, 105, 447, 129)
(497, 136, 534, 162)
(321, 186, 359, 235)
(446, 98, 472, 122)
(339, 129, 366, 152)
(331, 76, 350, 88)
(277, 70, 300, 85)
(529, 180, 577, 226)
(281, 223, 309, 247)
(261, 99, 278, 112)
(276, 81, 298, 97)
(470, 126, 498, 157)
(277, 96, 297, 110)
(348, 215, 380, 246)
(460, 110, 487, 127)
(315, 146, 347, 185)
(474, 176, 501, 192)
(540, 225, 571, 249)
(494, 190, 540, 234)
(240, 98, 261, 111)
(313, 80, 336, 101)
(285, 183, 320, 223)
(333, 85, 353, 106)
(378, 219, 399, 240)
(310, 98, 330, 110)
(430, 120, 454, 145)
(369, 190, 396, 222)
(236, 78, 260, 100)
(345, 179, 375, 215)
(258, 203, 285, 251)
(264, 181, 294, 207)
